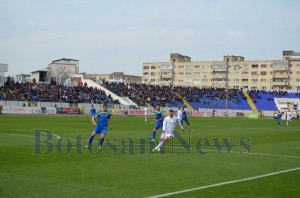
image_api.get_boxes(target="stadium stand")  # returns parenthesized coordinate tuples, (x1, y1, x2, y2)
(103, 82, 184, 107)
(248, 90, 300, 112)
(1, 80, 119, 105)
(173, 87, 252, 110)
(1, 77, 299, 111)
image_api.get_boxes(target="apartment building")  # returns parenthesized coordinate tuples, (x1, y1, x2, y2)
(142, 51, 300, 90)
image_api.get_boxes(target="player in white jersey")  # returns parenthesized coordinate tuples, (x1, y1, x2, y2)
(177, 106, 182, 122)
(152, 109, 184, 152)
(286, 110, 292, 126)
(144, 107, 149, 122)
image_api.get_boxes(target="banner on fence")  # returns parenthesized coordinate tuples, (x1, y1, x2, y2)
(2, 106, 56, 115)
(56, 107, 79, 114)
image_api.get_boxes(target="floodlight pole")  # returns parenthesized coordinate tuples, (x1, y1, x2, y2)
(225, 58, 229, 118)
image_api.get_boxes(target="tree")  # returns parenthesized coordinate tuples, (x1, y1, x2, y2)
(47, 66, 70, 84)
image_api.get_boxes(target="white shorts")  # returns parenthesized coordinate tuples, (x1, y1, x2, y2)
(160, 132, 174, 139)
(287, 117, 291, 121)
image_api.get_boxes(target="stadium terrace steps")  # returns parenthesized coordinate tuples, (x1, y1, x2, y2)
(243, 92, 259, 113)
(175, 92, 195, 111)
(120, 96, 138, 107)
(81, 79, 134, 106)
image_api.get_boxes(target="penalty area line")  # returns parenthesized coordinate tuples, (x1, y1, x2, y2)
(146, 167, 300, 198)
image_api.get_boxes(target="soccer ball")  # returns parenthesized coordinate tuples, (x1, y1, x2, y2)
(157, 148, 160, 152)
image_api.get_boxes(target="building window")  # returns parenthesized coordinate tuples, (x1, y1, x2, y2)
(260, 71, 267, 75)
(178, 80, 184, 82)
(144, 66, 149, 69)
(251, 86, 257, 89)
(252, 64, 258, 68)
(242, 79, 248, 82)
(261, 86, 266, 89)
(160, 64, 173, 69)
(151, 66, 156, 69)
(202, 65, 208, 68)
(251, 79, 258, 82)
(179, 65, 184, 69)
(143, 72, 149, 75)
(151, 72, 156, 76)
(297, 71, 300, 74)
(151, 79, 155, 82)
(297, 64, 300, 67)
(186, 65, 193, 69)
(194, 72, 200, 75)
(261, 64, 267, 68)
(202, 79, 208, 82)
(194, 65, 200, 69)
(186, 72, 192, 75)
(260, 79, 267, 82)
(242, 71, 248, 75)
(234, 79, 239, 82)
(251, 71, 258, 75)
(194, 79, 200, 81)
(179, 72, 184, 75)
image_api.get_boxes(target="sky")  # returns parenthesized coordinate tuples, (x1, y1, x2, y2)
(1, 0, 300, 76)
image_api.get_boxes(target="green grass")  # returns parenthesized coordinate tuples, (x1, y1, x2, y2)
(0, 116, 299, 197)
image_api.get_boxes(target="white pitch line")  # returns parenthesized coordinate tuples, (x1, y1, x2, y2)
(0, 132, 61, 139)
(203, 148, 300, 159)
(0, 128, 61, 140)
(250, 151, 300, 159)
(147, 167, 300, 198)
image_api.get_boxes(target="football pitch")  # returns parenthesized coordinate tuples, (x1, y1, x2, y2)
(0, 115, 299, 197)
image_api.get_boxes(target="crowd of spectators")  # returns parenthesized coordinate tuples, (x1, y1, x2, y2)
(0, 78, 119, 104)
(104, 82, 247, 107)
(103, 82, 183, 107)
(2, 77, 299, 108)
(173, 87, 247, 105)
(248, 90, 290, 102)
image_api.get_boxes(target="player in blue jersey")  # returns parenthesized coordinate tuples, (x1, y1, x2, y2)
(181, 107, 190, 129)
(277, 111, 282, 127)
(85, 102, 112, 149)
(150, 104, 164, 142)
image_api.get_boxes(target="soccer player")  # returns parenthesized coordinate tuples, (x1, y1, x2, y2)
(277, 111, 282, 127)
(286, 110, 292, 126)
(144, 106, 149, 122)
(150, 104, 164, 142)
(85, 102, 112, 149)
(152, 109, 184, 152)
(177, 106, 182, 122)
(181, 107, 190, 129)
(90, 105, 96, 117)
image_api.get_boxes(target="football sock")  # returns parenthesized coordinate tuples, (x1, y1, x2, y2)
(88, 136, 94, 146)
(155, 141, 164, 149)
(152, 131, 156, 139)
(99, 138, 105, 146)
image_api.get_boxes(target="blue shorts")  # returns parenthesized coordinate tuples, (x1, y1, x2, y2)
(94, 125, 108, 135)
(154, 122, 163, 130)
